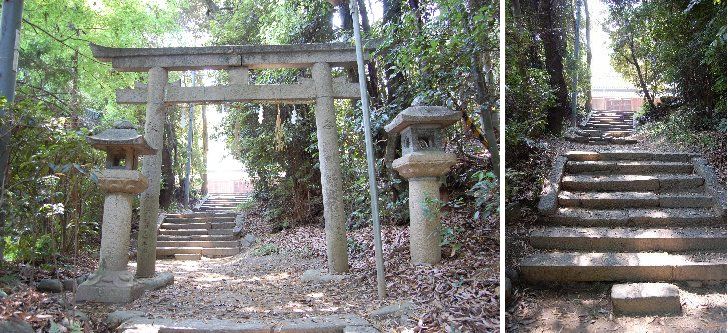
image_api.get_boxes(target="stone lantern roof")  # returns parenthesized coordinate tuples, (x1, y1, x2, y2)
(87, 120, 156, 155)
(384, 106, 461, 134)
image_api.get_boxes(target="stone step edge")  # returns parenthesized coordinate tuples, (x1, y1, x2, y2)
(558, 192, 713, 208)
(530, 226, 727, 251)
(547, 208, 721, 226)
(565, 151, 699, 162)
(118, 315, 374, 333)
(520, 252, 727, 282)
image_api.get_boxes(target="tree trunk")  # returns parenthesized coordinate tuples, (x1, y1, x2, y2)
(627, 36, 657, 112)
(382, 0, 408, 106)
(584, 0, 592, 113)
(160, 116, 175, 209)
(357, 0, 380, 103)
(201, 105, 208, 196)
(538, 0, 571, 134)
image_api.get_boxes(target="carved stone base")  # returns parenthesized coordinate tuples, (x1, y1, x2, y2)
(76, 270, 144, 303)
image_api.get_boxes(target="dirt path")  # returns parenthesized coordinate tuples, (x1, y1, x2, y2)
(79, 205, 499, 332)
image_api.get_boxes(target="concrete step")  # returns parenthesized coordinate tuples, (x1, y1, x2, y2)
(520, 252, 726, 282)
(558, 191, 714, 208)
(157, 240, 239, 248)
(561, 174, 704, 192)
(174, 253, 201, 260)
(158, 229, 234, 236)
(565, 151, 696, 162)
(549, 207, 721, 226)
(157, 234, 236, 241)
(565, 161, 694, 174)
(530, 227, 727, 251)
(156, 247, 239, 257)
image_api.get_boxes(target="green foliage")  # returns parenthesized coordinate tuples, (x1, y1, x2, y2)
(505, 0, 591, 204)
(441, 225, 463, 257)
(2, 0, 181, 264)
(606, 0, 726, 127)
(469, 171, 498, 221)
(253, 242, 279, 256)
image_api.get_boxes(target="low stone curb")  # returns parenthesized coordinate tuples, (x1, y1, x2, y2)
(692, 157, 727, 219)
(117, 314, 377, 333)
(537, 156, 568, 216)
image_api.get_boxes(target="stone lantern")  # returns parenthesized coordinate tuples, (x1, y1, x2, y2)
(77, 121, 156, 303)
(385, 105, 459, 264)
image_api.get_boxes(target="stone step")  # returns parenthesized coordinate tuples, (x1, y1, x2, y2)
(161, 222, 209, 230)
(589, 118, 633, 122)
(561, 174, 704, 192)
(161, 222, 236, 230)
(569, 138, 639, 145)
(174, 253, 201, 260)
(585, 123, 633, 128)
(157, 234, 236, 241)
(156, 247, 239, 257)
(166, 212, 236, 218)
(198, 206, 238, 211)
(576, 129, 634, 136)
(558, 191, 714, 208)
(565, 151, 697, 162)
(157, 240, 239, 248)
(565, 161, 694, 174)
(530, 227, 727, 251)
(158, 229, 234, 236)
(549, 207, 721, 226)
(611, 283, 682, 316)
(165, 217, 235, 223)
(520, 252, 726, 282)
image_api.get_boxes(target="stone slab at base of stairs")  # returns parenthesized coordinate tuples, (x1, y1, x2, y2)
(611, 283, 681, 316)
(118, 315, 376, 333)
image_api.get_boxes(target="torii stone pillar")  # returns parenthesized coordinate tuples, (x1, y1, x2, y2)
(312, 62, 349, 273)
(136, 67, 168, 278)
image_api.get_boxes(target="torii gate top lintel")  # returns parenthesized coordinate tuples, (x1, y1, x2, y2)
(89, 42, 371, 72)
(90, 42, 374, 104)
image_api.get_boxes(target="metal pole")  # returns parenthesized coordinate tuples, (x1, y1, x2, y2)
(571, 0, 581, 125)
(350, 0, 386, 299)
(185, 72, 196, 208)
(0, 0, 24, 260)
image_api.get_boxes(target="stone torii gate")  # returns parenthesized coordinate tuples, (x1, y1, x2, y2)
(91, 42, 369, 277)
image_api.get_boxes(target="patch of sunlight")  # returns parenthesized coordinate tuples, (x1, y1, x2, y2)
(245, 272, 290, 283)
(241, 306, 265, 313)
(319, 306, 341, 312)
(284, 302, 312, 313)
(307, 292, 324, 299)
(195, 273, 237, 283)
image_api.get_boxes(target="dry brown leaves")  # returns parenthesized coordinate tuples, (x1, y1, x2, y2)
(263, 204, 500, 332)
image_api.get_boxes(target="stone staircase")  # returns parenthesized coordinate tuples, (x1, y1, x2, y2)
(197, 193, 251, 212)
(156, 194, 251, 260)
(522, 151, 727, 283)
(568, 110, 638, 144)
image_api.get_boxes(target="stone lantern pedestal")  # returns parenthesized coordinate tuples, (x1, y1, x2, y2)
(77, 121, 157, 303)
(385, 106, 460, 264)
